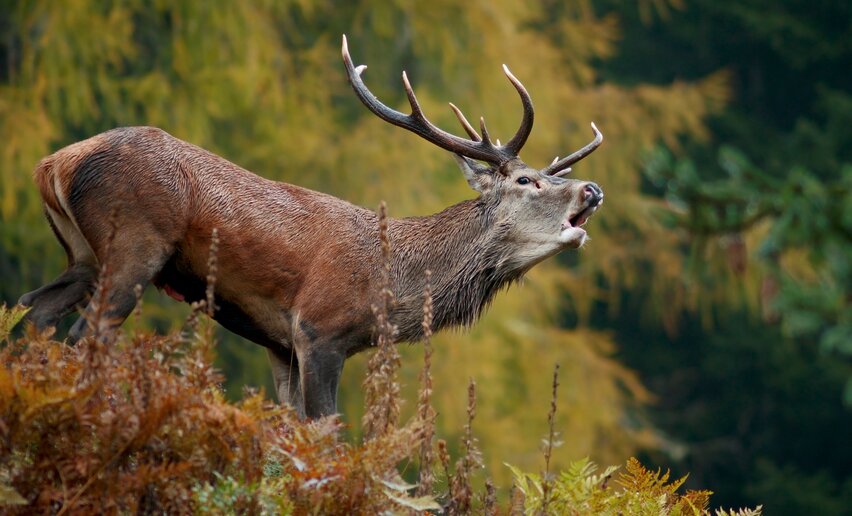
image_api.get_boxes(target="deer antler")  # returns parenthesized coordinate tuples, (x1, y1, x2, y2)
(541, 123, 603, 177)
(342, 35, 534, 166)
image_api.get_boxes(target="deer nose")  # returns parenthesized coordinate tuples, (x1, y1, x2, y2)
(583, 182, 604, 206)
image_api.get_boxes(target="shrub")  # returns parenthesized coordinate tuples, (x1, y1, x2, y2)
(0, 298, 762, 514)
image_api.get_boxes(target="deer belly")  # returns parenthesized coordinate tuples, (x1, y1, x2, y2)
(152, 257, 206, 304)
(152, 262, 284, 348)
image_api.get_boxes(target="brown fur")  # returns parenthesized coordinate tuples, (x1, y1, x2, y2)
(33, 135, 108, 218)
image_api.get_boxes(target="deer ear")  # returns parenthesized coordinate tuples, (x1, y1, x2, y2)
(453, 155, 494, 193)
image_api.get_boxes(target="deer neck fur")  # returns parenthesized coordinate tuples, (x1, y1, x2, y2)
(388, 195, 525, 341)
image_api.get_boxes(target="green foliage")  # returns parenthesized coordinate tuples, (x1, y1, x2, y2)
(645, 145, 851, 397)
(0, 304, 29, 341)
(508, 456, 761, 515)
(507, 457, 619, 512)
(191, 471, 292, 515)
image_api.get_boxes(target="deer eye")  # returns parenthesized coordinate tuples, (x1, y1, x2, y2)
(517, 176, 531, 185)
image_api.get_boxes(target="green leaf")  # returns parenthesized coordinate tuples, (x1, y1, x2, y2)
(0, 304, 29, 341)
(505, 462, 534, 496)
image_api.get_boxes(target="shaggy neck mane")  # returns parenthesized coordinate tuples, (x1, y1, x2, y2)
(388, 196, 526, 341)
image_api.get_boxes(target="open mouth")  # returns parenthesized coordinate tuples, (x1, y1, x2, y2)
(563, 204, 600, 230)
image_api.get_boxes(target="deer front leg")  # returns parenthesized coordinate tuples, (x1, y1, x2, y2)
(266, 346, 305, 419)
(297, 346, 346, 419)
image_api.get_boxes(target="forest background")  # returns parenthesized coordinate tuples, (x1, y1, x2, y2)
(0, 1, 849, 514)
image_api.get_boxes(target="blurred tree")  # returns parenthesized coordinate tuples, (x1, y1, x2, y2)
(645, 147, 850, 368)
(593, 0, 852, 513)
(640, 147, 852, 512)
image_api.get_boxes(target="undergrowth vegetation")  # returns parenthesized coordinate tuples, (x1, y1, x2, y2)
(0, 300, 762, 514)
(0, 216, 762, 514)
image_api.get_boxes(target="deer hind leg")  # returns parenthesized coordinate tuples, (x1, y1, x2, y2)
(19, 207, 99, 331)
(66, 223, 175, 344)
(266, 346, 305, 418)
(18, 263, 96, 308)
(19, 263, 98, 331)
(67, 255, 172, 344)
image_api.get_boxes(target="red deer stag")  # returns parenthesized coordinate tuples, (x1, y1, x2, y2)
(18, 36, 603, 418)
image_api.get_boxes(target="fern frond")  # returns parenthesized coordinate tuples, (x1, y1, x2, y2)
(0, 304, 29, 342)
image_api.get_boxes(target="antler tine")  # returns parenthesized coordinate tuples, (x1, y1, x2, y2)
(541, 122, 603, 176)
(501, 65, 534, 156)
(449, 103, 481, 141)
(401, 71, 424, 118)
(479, 117, 494, 147)
(342, 34, 516, 165)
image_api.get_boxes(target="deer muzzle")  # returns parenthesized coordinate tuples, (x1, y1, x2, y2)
(565, 182, 602, 227)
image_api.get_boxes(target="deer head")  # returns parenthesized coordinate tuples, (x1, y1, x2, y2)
(342, 35, 604, 268)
